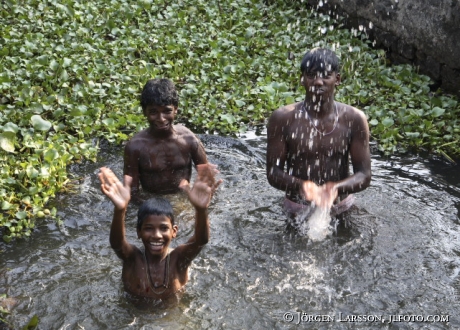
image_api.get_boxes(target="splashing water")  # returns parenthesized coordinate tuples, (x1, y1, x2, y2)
(296, 206, 332, 241)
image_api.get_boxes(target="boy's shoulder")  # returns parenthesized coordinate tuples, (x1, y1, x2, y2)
(338, 102, 367, 120)
(270, 102, 300, 122)
(129, 128, 151, 140)
(173, 124, 203, 143)
(173, 124, 196, 136)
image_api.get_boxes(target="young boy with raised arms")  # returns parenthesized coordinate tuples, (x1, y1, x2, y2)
(98, 164, 221, 300)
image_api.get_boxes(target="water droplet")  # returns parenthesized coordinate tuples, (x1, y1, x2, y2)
(369, 21, 373, 29)
(320, 26, 327, 34)
(318, 0, 324, 7)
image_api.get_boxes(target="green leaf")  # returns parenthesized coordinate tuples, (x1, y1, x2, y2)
(382, 118, 394, 128)
(369, 119, 379, 126)
(0, 132, 16, 152)
(220, 114, 236, 124)
(49, 59, 59, 71)
(15, 211, 27, 220)
(31, 115, 52, 131)
(60, 69, 69, 82)
(44, 149, 59, 162)
(1, 201, 12, 210)
(2, 122, 19, 133)
(62, 58, 72, 68)
(235, 100, 246, 107)
(22, 314, 39, 330)
(431, 107, 445, 117)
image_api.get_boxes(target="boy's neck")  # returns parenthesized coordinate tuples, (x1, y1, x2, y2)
(148, 125, 176, 138)
(304, 98, 336, 118)
(144, 246, 171, 264)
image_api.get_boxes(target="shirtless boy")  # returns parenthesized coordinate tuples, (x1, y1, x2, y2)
(266, 47, 371, 225)
(124, 78, 207, 195)
(98, 164, 221, 300)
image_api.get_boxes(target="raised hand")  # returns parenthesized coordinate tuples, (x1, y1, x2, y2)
(98, 167, 132, 210)
(179, 163, 222, 210)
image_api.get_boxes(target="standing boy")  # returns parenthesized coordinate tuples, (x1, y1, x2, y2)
(124, 78, 208, 195)
(98, 164, 221, 300)
(266, 48, 371, 225)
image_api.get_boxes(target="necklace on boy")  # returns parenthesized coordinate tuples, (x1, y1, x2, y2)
(302, 101, 338, 136)
(143, 248, 170, 295)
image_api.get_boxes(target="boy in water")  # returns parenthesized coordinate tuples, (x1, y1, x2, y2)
(266, 47, 371, 227)
(124, 78, 208, 195)
(98, 164, 221, 300)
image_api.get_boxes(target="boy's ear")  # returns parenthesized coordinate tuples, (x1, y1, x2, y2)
(172, 225, 178, 238)
(335, 73, 341, 86)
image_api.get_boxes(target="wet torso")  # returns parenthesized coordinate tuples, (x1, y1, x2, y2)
(121, 247, 187, 300)
(124, 125, 204, 194)
(283, 102, 353, 202)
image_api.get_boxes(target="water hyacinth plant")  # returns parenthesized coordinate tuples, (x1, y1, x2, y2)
(0, 0, 459, 241)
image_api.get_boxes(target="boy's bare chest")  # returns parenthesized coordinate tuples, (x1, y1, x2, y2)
(122, 255, 185, 299)
(285, 123, 351, 159)
(138, 140, 191, 170)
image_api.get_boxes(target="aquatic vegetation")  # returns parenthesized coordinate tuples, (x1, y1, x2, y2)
(0, 0, 459, 241)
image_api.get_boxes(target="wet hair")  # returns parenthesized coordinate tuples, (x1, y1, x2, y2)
(300, 47, 340, 74)
(140, 78, 179, 110)
(137, 197, 175, 230)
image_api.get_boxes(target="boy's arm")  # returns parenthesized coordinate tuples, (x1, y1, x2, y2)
(98, 167, 136, 261)
(123, 141, 141, 195)
(326, 108, 371, 195)
(174, 164, 222, 270)
(191, 135, 208, 166)
(266, 108, 305, 194)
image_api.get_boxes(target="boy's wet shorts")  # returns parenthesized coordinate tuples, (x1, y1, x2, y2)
(283, 194, 355, 228)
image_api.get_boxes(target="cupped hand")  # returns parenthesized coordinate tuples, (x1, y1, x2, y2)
(98, 167, 132, 210)
(300, 180, 337, 209)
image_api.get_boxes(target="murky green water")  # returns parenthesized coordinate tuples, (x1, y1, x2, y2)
(1, 133, 460, 329)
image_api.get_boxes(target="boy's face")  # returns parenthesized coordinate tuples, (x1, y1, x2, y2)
(144, 104, 177, 133)
(137, 214, 178, 256)
(301, 69, 340, 101)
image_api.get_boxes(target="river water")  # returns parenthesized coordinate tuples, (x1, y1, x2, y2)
(1, 133, 460, 329)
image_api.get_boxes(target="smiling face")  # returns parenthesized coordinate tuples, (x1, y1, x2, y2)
(137, 214, 178, 257)
(143, 104, 177, 134)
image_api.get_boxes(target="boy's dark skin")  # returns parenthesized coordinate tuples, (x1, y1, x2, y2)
(124, 79, 207, 195)
(266, 48, 371, 209)
(99, 164, 221, 300)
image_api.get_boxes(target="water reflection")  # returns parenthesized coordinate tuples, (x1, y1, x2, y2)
(1, 133, 459, 329)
